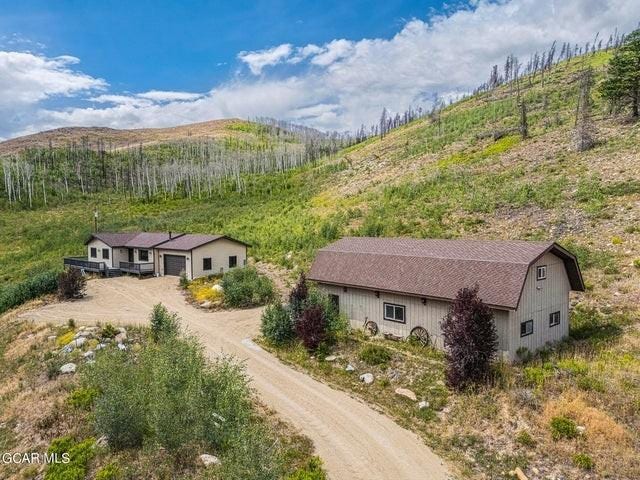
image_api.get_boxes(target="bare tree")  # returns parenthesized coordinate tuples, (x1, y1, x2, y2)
(574, 67, 597, 151)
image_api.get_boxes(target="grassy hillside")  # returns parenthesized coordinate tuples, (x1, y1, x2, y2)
(1, 49, 639, 478)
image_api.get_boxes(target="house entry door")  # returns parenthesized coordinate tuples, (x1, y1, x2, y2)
(128, 248, 134, 262)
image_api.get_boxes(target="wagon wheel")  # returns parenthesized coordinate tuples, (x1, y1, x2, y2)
(410, 327, 430, 347)
(364, 321, 379, 337)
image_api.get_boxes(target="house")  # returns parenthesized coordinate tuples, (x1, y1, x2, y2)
(308, 237, 584, 360)
(64, 231, 248, 280)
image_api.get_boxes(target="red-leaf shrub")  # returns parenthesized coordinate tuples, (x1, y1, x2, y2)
(295, 304, 326, 351)
(289, 272, 308, 319)
(441, 284, 498, 390)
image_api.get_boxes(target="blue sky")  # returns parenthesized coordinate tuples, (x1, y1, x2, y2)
(0, 0, 638, 139)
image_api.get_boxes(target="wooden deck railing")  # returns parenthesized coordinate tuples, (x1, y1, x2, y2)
(63, 257, 106, 272)
(119, 261, 154, 274)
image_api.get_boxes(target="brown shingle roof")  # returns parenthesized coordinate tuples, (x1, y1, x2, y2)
(156, 234, 249, 251)
(87, 232, 183, 248)
(308, 237, 584, 310)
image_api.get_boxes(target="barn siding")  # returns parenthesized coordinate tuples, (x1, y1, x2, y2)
(318, 284, 511, 355)
(509, 252, 570, 357)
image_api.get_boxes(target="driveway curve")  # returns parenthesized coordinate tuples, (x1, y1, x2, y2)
(20, 276, 451, 480)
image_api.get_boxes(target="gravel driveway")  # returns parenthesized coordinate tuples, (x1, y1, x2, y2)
(20, 276, 451, 480)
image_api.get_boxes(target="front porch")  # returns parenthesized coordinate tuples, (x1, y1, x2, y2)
(63, 257, 155, 277)
(119, 261, 154, 276)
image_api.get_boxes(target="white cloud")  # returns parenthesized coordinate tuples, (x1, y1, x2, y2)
(238, 43, 293, 75)
(1, 0, 639, 139)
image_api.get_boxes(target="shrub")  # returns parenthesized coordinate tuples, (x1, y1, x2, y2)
(56, 330, 75, 347)
(286, 457, 327, 480)
(573, 453, 594, 470)
(0, 270, 58, 315)
(358, 344, 392, 366)
(304, 289, 347, 339)
(221, 267, 275, 308)
(633, 258, 640, 269)
(179, 271, 189, 288)
(261, 303, 294, 346)
(515, 430, 536, 447)
(57, 268, 86, 300)
(549, 416, 578, 440)
(100, 323, 118, 339)
(95, 463, 121, 480)
(441, 285, 498, 389)
(295, 305, 327, 351)
(150, 303, 179, 342)
(67, 387, 100, 410)
(289, 272, 309, 319)
(577, 375, 605, 393)
(45, 436, 95, 480)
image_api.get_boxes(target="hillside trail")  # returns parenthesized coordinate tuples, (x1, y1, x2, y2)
(20, 276, 451, 480)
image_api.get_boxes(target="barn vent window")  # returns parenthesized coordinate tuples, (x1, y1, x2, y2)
(520, 319, 533, 337)
(383, 303, 406, 323)
(549, 311, 561, 327)
(536, 265, 547, 280)
(203, 257, 212, 270)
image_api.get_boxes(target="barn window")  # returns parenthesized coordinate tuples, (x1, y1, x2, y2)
(229, 256, 237, 268)
(549, 311, 560, 327)
(90, 247, 97, 258)
(520, 319, 533, 337)
(102, 248, 110, 260)
(203, 257, 212, 270)
(536, 265, 547, 280)
(383, 303, 406, 323)
(139, 249, 149, 262)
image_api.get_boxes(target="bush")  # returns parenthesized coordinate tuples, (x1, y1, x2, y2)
(358, 344, 392, 366)
(286, 457, 327, 480)
(441, 285, 498, 389)
(95, 463, 121, 480)
(0, 270, 58, 315)
(295, 305, 327, 351)
(179, 271, 189, 288)
(573, 453, 594, 470)
(56, 330, 76, 347)
(67, 387, 100, 410)
(45, 436, 95, 480)
(304, 289, 347, 339)
(515, 430, 536, 447)
(289, 272, 309, 319)
(221, 267, 275, 308)
(100, 323, 118, 340)
(57, 268, 86, 300)
(150, 303, 179, 342)
(549, 416, 578, 440)
(261, 303, 294, 346)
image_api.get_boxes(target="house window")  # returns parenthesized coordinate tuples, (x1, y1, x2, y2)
(549, 311, 561, 327)
(139, 249, 149, 262)
(520, 319, 533, 337)
(90, 247, 97, 258)
(229, 256, 237, 268)
(536, 265, 547, 280)
(383, 302, 406, 323)
(329, 294, 340, 313)
(102, 248, 110, 260)
(203, 258, 212, 270)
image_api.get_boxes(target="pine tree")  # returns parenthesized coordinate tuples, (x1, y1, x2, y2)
(600, 29, 640, 118)
(441, 285, 498, 390)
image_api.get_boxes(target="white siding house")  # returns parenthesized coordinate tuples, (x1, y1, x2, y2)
(309, 237, 584, 360)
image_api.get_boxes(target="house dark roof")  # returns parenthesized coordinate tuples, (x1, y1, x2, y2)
(308, 237, 584, 310)
(153, 234, 249, 251)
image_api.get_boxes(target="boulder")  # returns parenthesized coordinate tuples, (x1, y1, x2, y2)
(68, 337, 86, 348)
(345, 364, 355, 372)
(359, 373, 374, 384)
(418, 400, 429, 410)
(199, 454, 221, 467)
(83, 350, 95, 359)
(200, 301, 212, 308)
(114, 332, 127, 343)
(59, 363, 77, 374)
(95, 343, 107, 350)
(577, 425, 586, 435)
(324, 355, 337, 362)
(211, 284, 223, 293)
(395, 388, 417, 401)
(117, 343, 127, 351)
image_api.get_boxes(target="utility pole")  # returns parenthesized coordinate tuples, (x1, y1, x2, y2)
(94, 210, 98, 233)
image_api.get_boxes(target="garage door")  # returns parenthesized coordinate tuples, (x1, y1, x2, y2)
(164, 254, 186, 276)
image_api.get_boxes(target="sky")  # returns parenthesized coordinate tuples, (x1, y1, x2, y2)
(0, 0, 638, 140)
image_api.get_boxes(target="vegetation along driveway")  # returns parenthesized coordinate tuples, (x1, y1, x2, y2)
(20, 276, 450, 480)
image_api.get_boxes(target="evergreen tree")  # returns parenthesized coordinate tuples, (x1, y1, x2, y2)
(441, 285, 498, 390)
(600, 29, 640, 118)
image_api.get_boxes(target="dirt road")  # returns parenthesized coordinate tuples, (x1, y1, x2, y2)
(20, 276, 451, 480)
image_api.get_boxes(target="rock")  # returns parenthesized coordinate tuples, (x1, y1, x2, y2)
(211, 284, 223, 292)
(75, 331, 92, 339)
(395, 388, 417, 401)
(95, 343, 107, 350)
(418, 400, 429, 410)
(324, 355, 337, 362)
(345, 364, 355, 372)
(577, 425, 586, 435)
(199, 454, 221, 467)
(117, 343, 127, 351)
(47, 335, 57, 341)
(114, 332, 127, 343)
(59, 363, 77, 374)
(67, 337, 86, 349)
(359, 373, 374, 384)
(96, 436, 108, 448)
(387, 369, 401, 381)
(200, 301, 212, 308)
(83, 350, 95, 359)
